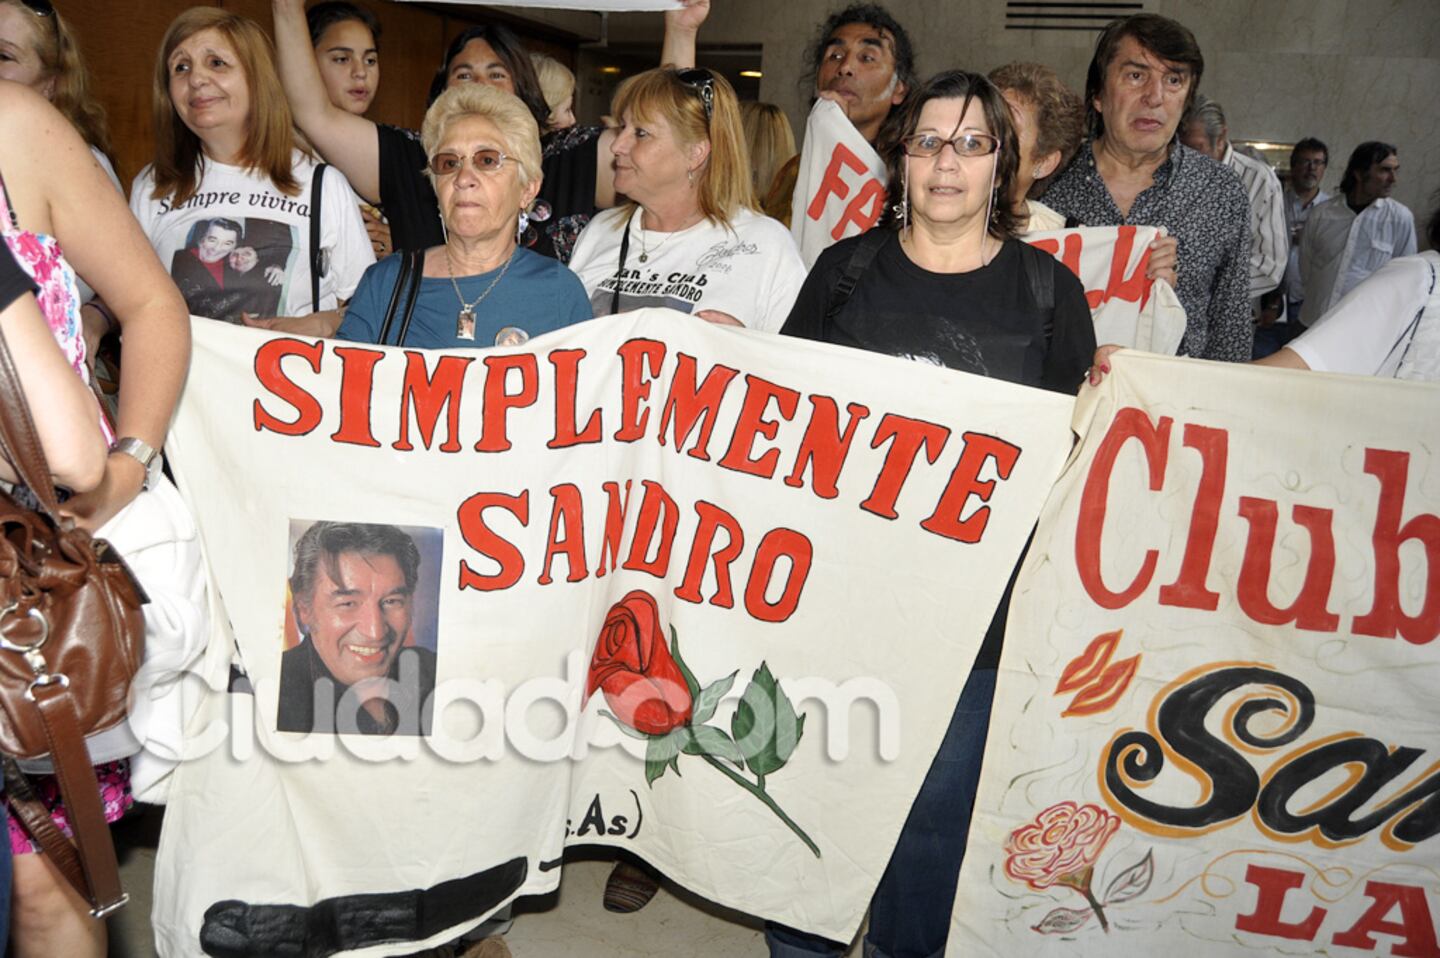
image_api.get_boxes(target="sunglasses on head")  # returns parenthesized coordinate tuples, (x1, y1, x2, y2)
(19, 0, 55, 16)
(675, 68, 715, 123)
(428, 148, 509, 177)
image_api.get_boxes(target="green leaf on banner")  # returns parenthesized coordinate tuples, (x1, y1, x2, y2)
(731, 663, 807, 778)
(691, 670, 738, 726)
(599, 710, 651, 740)
(645, 726, 691, 787)
(671, 625, 701, 701)
(684, 724, 745, 768)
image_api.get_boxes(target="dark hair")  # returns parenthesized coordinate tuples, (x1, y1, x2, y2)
(883, 70, 1021, 240)
(806, 3, 917, 147)
(289, 522, 421, 608)
(306, 1, 381, 48)
(1340, 141, 1397, 195)
(1084, 13, 1204, 138)
(427, 24, 548, 129)
(197, 218, 244, 245)
(1291, 136, 1328, 166)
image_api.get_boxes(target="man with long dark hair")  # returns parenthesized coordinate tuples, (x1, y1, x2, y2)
(1299, 141, 1417, 325)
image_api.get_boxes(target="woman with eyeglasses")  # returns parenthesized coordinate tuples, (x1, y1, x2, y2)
(272, 0, 711, 263)
(768, 70, 1095, 958)
(336, 83, 591, 349)
(566, 66, 806, 332)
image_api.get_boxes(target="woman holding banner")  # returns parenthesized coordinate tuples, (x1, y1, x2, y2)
(566, 66, 806, 333)
(771, 70, 1096, 958)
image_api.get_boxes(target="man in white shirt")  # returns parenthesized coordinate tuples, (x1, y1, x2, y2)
(1299, 141, 1417, 326)
(1282, 138, 1330, 325)
(1180, 95, 1287, 304)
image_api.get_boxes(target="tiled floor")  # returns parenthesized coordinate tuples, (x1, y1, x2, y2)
(106, 806, 865, 957)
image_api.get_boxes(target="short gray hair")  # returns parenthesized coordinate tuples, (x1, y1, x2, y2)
(421, 83, 542, 191)
(1183, 93, 1226, 147)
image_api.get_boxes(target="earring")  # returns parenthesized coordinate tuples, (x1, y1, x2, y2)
(687, 168, 695, 186)
(517, 209, 530, 241)
(441, 217, 449, 244)
(900, 161, 910, 234)
(1032, 165, 1043, 179)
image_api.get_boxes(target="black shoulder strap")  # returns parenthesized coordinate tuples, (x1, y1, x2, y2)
(393, 249, 425, 347)
(1020, 241, 1055, 312)
(824, 229, 889, 323)
(1063, 214, 1082, 229)
(309, 163, 328, 314)
(376, 250, 416, 346)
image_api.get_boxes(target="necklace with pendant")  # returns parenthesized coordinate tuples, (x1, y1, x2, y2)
(446, 245, 514, 340)
(637, 216, 679, 264)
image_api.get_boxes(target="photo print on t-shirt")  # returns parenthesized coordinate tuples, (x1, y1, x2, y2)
(276, 519, 443, 737)
(170, 216, 298, 323)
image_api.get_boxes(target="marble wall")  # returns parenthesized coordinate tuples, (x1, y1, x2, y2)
(562, 0, 1438, 237)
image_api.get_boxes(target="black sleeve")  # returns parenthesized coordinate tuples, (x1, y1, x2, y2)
(376, 124, 445, 252)
(1041, 257, 1098, 394)
(0, 241, 37, 313)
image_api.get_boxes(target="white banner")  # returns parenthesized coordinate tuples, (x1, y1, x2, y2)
(950, 352, 1440, 955)
(1023, 227, 1187, 355)
(154, 312, 1075, 956)
(790, 99, 888, 270)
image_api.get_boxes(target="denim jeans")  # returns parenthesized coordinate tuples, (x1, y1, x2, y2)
(765, 668, 999, 958)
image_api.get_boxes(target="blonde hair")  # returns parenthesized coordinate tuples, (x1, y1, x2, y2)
(740, 102, 795, 205)
(150, 8, 303, 206)
(611, 67, 756, 229)
(529, 53, 575, 123)
(422, 83, 542, 191)
(1, 0, 110, 154)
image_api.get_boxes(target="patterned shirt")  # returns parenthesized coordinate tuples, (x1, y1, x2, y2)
(1043, 140, 1253, 361)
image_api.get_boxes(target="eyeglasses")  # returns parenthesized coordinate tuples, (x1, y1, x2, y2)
(1293, 158, 1327, 168)
(901, 132, 1001, 158)
(676, 68, 715, 123)
(428, 149, 509, 177)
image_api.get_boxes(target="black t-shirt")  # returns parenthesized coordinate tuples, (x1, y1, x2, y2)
(0, 239, 37, 312)
(375, 122, 601, 263)
(781, 229, 1095, 669)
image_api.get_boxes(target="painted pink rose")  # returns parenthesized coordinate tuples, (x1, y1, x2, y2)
(1004, 801, 1121, 890)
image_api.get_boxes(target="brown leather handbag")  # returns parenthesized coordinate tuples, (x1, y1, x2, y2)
(0, 327, 146, 917)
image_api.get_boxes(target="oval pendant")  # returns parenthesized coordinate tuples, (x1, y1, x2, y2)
(639, 253, 648, 264)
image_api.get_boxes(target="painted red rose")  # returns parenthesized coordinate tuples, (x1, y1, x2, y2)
(586, 591, 693, 735)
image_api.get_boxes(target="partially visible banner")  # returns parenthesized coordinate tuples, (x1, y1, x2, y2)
(790, 98, 887, 269)
(1023, 227, 1187, 355)
(154, 312, 1076, 955)
(949, 352, 1440, 956)
(398, 0, 679, 10)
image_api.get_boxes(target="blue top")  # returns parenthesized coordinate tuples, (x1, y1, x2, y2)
(337, 246, 593, 349)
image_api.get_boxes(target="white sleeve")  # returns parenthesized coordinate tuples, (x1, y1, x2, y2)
(1288, 255, 1429, 376)
(1397, 208, 1418, 257)
(750, 219, 807, 334)
(1250, 169, 1288, 296)
(320, 164, 376, 304)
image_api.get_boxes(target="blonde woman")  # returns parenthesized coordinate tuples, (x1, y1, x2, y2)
(530, 52, 576, 131)
(740, 101, 797, 223)
(337, 83, 591, 348)
(567, 67, 805, 332)
(132, 7, 374, 330)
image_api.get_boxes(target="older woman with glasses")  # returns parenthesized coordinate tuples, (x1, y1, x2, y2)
(567, 66, 805, 332)
(337, 83, 591, 349)
(769, 70, 1095, 958)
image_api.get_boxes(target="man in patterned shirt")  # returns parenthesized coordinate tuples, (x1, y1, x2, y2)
(1042, 13, 1254, 362)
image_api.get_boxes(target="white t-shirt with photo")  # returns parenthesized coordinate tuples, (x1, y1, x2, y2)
(130, 151, 374, 323)
(567, 206, 806, 333)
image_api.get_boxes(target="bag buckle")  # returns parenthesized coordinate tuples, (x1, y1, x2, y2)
(90, 892, 130, 919)
(0, 604, 68, 697)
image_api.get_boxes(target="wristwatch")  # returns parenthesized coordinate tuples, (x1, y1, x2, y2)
(110, 437, 163, 492)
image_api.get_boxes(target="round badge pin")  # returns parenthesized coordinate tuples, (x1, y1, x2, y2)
(494, 326, 530, 347)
